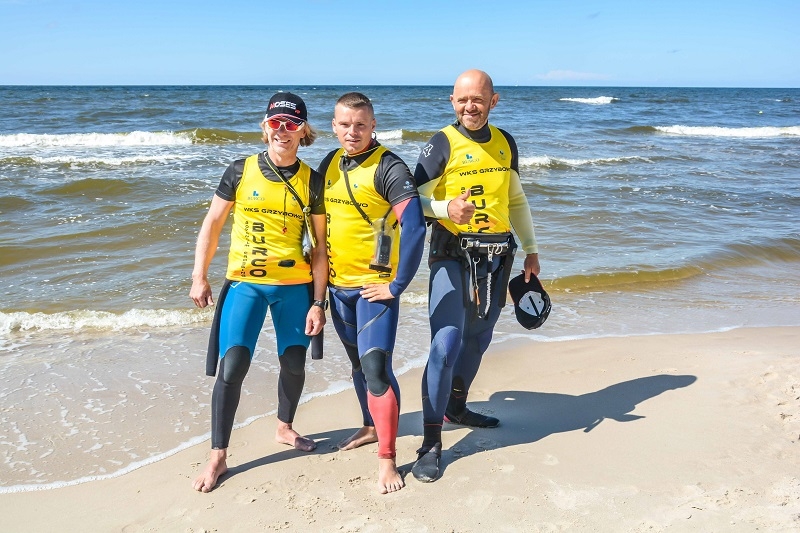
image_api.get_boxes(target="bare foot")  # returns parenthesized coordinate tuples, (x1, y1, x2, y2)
(377, 457, 404, 494)
(192, 449, 228, 493)
(276, 421, 317, 452)
(337, 426, 378, 450)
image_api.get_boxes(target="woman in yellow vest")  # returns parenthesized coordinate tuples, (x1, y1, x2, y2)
(189, 93, 328, 493)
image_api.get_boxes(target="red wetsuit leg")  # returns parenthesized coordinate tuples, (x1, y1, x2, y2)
(367, 386, 399, 459)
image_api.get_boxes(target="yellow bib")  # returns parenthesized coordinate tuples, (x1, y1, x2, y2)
(434, 124, 512, 235)
(324, 147, 400, 287)
(226, 154, 312, 285)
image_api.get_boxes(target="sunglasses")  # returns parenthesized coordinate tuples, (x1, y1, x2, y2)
(266, 118, 305, 132)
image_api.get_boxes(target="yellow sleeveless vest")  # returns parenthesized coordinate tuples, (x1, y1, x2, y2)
(324, 147, 400, 287)
(434, 124, 513, 235)
(226, 154, 312, 285)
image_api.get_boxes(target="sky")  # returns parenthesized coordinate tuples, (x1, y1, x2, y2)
(1, 0, 798, 87)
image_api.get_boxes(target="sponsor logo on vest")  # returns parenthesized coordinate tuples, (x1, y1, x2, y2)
(461, 153, 480, 165)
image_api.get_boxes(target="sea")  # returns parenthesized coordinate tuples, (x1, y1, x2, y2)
(1, 85, 798, 492)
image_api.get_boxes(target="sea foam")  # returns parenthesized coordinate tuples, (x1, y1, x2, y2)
(0, 131, 194, 148)
(519, 155, 650, 168)
(560, 96, 619, 105)
(655, 125, 800, 137)
(0, 308, 211, 335)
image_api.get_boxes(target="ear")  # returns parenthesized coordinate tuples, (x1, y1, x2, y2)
(331, 118, 336, 133)
(489, 93, 499, 110)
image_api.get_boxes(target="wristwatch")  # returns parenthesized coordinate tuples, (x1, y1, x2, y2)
(312, 299, 328, 310)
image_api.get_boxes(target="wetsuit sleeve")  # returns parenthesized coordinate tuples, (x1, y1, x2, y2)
(508, 169, 538, 254)
(216, 159, 246, 201)
(414, 131, 449, 186)
(308, 168, 326, 215)
(414, 131, 451, 218)
(388, 197, 426, 298)
(374, 151, 419, 206)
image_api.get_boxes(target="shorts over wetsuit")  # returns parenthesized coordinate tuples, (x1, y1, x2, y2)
(414, 122, 538, 451)
(207, 152, 325, 450)
(318, 140, 426, 459)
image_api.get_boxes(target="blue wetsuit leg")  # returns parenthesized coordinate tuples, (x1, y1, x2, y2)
(329, 287, 401, 427)
(422, 260, 467, 430)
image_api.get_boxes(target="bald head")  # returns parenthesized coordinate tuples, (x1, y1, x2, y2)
(450, 69, 498, 131)
(454, 69, 495, 94)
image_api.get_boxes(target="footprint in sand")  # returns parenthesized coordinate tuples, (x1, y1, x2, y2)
(475, 438, 499, 451)
(542, 454, 559, 466)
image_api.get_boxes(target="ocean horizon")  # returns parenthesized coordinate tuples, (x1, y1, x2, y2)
(1, 84, 798, 492)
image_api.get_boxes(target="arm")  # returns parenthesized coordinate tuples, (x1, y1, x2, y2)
(418, 180, 474, 224)
(305, 212, 328, 335)
(507, 170, 540, 280)
(190, 194, 234, 308)
(360, 197, 426, 302)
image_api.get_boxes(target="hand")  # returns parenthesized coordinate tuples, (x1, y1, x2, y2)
(190, 278, 214, 308)
(447, 190, 475, 224)
(523, 253, 541, 282)
(360, 283, 395, 302)
(305, 305, 326, 336)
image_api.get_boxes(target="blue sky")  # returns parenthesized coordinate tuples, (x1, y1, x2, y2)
(1, 0, 798, 87)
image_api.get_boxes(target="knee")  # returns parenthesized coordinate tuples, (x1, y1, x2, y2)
(279, 345, 306, 376)
(429, 326, 461, 369)
(221, 346, 251, 385)
(361, 349, 390, 396)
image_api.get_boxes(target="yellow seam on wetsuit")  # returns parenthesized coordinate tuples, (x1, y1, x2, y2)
(226, 154, 312, 285)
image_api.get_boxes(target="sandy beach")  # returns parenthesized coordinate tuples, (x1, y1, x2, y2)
(1, 326, 798, 532)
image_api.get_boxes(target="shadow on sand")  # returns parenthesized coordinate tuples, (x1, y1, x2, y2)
(215, 373, 696, 487)
(397, 373, 697, 476)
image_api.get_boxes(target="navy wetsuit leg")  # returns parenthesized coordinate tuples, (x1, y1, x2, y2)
(422, 260, 467, 445)
(447, 266, 503, 415)
(330, 287, 402, 458)
(329, 287, 373, 427)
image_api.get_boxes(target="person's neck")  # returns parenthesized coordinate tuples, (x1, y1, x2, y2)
(344, 139, 378, 158)
(266, 148, 297, 167)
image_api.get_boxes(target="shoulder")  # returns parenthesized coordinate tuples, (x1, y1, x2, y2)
(375, 148, 418, 204)
(317, 149, 339, 174)
(495, 127, 517, 147)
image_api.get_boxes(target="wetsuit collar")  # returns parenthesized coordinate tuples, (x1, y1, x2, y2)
(454, 121, 492, 143)
(260, 151, 301, 182)
(340, 139, 381, 167)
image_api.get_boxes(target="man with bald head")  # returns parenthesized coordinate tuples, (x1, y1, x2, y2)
(412, 69, 541, 482)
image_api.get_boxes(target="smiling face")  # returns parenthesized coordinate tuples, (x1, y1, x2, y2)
(450, 70, 499, 131)
(262, 115, 305, 165)
(332, 104, 376, 156)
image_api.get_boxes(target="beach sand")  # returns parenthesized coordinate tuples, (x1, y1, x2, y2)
(2, 326, 798, 532)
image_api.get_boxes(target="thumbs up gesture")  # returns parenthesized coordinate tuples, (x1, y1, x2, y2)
(447, 190, 475, 224)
